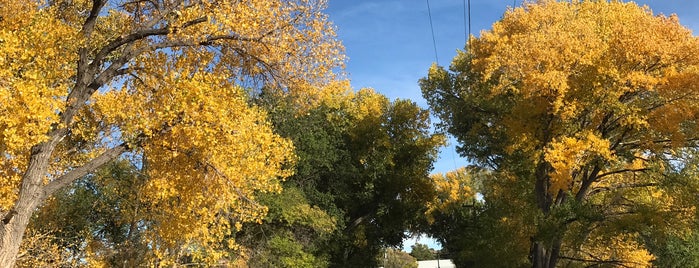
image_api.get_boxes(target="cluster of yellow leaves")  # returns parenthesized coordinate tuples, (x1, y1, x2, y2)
(153, 0, 345, 89)
(92, 68, 294, 263)
(0, 1, 82, 209)
(577, 233, 654, 267)
(15, 229, 80, 268)
(2, 0, 345, 265)
(471, 0, 699, 151)
(545, 131, 612, 195)
(425, 168, 475, 223)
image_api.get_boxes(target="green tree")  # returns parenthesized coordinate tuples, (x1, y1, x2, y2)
(28, 160, 149, 266)
(421, 1, 699, 267)
(384, 248, 418, 268)
(235, 186, 336, 268)
(425, 168, 532, 268)
(258, 85, 444, 267)
(645, 230, 699, 268)
(409, 243, 435, 261)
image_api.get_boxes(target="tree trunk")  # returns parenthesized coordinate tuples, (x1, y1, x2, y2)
(0, 142, 55, 267)
(531, 238, 562, 268)
(531, 161, 564, 268)
(0, 197, 37, 267)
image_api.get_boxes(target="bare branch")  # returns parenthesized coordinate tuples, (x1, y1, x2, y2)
(91, 17, 207, 70)
(42, 143, 129, 199)
(596, 168, 649, 180)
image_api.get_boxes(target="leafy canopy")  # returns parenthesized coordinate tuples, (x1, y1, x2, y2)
(0, 0, 343, 265)
(421, 0, 699, 266)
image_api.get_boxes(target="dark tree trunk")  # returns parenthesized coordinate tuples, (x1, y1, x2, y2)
(530, 161, 565, 268)
(531, 239, 562, 268)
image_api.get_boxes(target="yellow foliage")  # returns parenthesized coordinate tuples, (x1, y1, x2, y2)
(545, 131, 613, 195)
(424, 1, 699, 266)
(579, 233, 654, 267)
(0, 0, 344, 265)
(15, 229, 80, 268)
(470, 0, 699, 153)
(426, 168, 475, 223)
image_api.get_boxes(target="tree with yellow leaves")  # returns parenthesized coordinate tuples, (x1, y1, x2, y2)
(0, 0, 343, 265)
(422, 1, 699, 267)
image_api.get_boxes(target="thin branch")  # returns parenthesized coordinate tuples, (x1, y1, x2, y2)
(558, 255, 627, 267)
(198, 159, 261, 207)
(42, 143, 130, 199)
(590, 181, 660, 196)
(43, 113, 181, 199)
(620, 137, 699, 148)
(91, 16, 207, 71)
(595, 168, 649, 180)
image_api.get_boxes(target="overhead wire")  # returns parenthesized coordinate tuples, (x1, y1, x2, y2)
(463, 0, 468, 45)
(467, 0, 471, 51)
(426, 0, 439, 64)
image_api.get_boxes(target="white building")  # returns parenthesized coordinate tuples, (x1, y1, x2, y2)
(417, 259, 456, 268)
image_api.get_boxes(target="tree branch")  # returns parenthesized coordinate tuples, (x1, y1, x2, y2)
(91, 16, 207, 71)
(82, 0, 106, 38)
(596, 168, 649, 180)
(558, 255, 629, 267)
(42, 143, 130, 199)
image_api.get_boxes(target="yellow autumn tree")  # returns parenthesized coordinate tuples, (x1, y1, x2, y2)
(421, 1, 699, 267)
(425, 167, 476, 224)
(0, 0, 343, 266)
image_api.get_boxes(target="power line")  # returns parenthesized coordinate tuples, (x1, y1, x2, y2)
(468, 0, 471, 51)
(463, 0, 468, 45)
(468, 0, 471, 40)
(426, 0, 439, 64)
(463, 0, 472, 51)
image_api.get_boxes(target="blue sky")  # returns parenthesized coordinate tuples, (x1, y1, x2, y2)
(324, 0, 699, 252)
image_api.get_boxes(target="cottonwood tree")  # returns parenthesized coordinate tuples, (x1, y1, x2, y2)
(0, 0, 343, 265)
(421, 1, 699, 267)
(425, 167, 534, 267)
(258, 84, 444, 267)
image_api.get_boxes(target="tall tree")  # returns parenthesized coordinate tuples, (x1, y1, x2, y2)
(421, 1, 699, 267)
(258, 85, 444, 267)
(425, 167, 533, 267)
(0, 0, 343, 265)
(409, 243, 435, 261)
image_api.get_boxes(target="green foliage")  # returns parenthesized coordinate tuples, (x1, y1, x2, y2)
(646, 231, 699, 268)
(425, 168, 533, 268)
(237, 186, 336, 268)
(383, 248, 418, 268)
(257, 89, 444, 267)
(30, 160, 149, 266)
(421, 1, 699, 266)
(409, 243, 435, 261)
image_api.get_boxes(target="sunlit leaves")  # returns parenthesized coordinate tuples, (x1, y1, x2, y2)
(93, 71, 296, 262)
(0, 0, 344, 265)
(425, 167, 475, 224)
(545, 131, 613, 195)
(422, 0, 699, 266)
